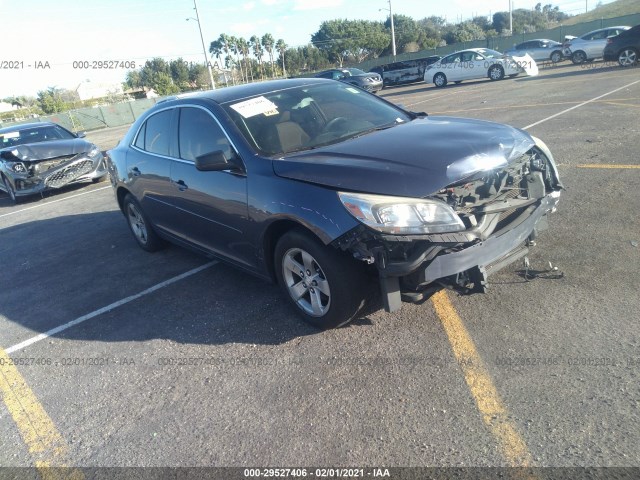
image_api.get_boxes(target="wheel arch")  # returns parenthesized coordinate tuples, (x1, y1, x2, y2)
(261, 219, 328, 282)
(116, 186, 131, 213)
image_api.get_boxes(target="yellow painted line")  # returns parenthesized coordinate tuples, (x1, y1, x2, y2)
(577, 164, 640, 169)
(431, 290, 533, 467)
(0, 348, 84, 480)
(601, 101, 640, 109)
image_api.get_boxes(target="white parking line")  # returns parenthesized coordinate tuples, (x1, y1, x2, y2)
(4, 261, 218, 353)
(0, 186, 111, 220)
(523, 79, 640, 130)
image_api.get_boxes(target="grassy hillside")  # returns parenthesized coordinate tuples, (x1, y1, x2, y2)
(563, 0, 640, 25)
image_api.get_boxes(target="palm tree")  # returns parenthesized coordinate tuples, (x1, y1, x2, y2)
(237, 37, 253, 82)
(217, 34, 235, 85)
(276, 39, 288, 77)
(209, 39, 228, 85)
(250, 35, 265, 80)
(228, 35, 246, 83)
(261, 33, 275, 78)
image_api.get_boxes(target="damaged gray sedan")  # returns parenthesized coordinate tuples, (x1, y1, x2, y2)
(107, 79, 562, 329)
(0, 122, 107, 203)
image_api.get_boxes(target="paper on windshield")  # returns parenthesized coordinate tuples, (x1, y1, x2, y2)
(230, 96, 279, 118)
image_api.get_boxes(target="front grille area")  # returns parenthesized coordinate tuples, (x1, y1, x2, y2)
(34, 155, 77, 174)
(45, 160, 94, 188)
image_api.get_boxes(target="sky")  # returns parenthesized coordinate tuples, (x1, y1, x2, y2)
(0, 0, 616, 98)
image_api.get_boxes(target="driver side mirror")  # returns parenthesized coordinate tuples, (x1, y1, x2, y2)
(195, 150, 242, 172)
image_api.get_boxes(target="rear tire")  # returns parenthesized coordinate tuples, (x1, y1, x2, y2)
(123, 194, 164, 252)
(274, 229, 367, 329)
(618, 48, 638, 67)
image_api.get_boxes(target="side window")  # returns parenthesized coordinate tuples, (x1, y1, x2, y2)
(317, 71, 333, 79)
(461, 52, 475, 62)
(178, 107, 233, 162)
(441, 54, 460, 64)
(143, 110, 172, 156)
(134, 122, 146, 149)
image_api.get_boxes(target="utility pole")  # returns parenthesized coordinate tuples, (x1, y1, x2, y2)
(389, 0, 396, 60)
(192, 0, 215, 90)
(509, 0, 513, 36)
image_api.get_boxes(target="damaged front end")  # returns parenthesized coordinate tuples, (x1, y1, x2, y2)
(333, 137, 562, 313)
(0, 145, 106, 197)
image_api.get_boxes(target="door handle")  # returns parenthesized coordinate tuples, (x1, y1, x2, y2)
(175, 179, 188, 191)
(130, 167, 141, 177)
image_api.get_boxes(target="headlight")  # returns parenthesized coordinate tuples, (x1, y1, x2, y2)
(338, 192, 465, 234)
(88, 146, 101, 158)
(11, 162, 27, 173)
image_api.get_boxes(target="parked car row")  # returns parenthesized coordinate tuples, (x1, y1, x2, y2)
(362, 24, 638, 92)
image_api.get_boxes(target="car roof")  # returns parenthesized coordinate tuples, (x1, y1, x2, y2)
(157, 78, 331, 105)
(0, 121, 57, 134)
(583, 25, 630, 35)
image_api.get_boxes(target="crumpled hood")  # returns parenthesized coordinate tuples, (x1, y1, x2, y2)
(0, 138, 94, 162)
(272, 116, 535, 197)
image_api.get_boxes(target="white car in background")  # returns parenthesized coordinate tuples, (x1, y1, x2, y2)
(424, 48, 538, 88)
(563, 26, 631, 64)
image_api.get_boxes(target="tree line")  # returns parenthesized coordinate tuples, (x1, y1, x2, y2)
(3, 2, 572, 116)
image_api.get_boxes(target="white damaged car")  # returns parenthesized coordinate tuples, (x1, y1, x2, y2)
(424, 48, 538, 88)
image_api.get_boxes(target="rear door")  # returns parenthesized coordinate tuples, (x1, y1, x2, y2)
(126, 108, 175, 231)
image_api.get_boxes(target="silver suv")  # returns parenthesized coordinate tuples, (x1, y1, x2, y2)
(563, 26, 631, 64)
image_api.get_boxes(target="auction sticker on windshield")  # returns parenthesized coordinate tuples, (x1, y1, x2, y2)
(230, 96, 279, 118)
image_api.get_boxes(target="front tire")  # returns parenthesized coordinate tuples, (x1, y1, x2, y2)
(571, 51, 587, 64)
(550, 51, 562, 63)
(274, 229, 367, 329)
(2, 175, 19, 204)
(488, 64, 504, 81)
(433, 72, 447, 88)
(123, 194, 164, 252)
(618, 48, 638, 67)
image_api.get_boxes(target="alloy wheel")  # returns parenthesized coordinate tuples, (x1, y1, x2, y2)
(127, 203, 148, 245)
(619, 49, 637, 67)
(282, 247, 331, 317)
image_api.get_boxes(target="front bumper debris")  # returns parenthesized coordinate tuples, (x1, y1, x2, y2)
(7, 155, 106, 197)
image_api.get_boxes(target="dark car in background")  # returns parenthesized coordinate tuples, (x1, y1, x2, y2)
(313, 68, 383, 93)
(369, 56, 441, 87)
(603, 24, 640, 66)
(106, 79, 562, 329)
(0, 122, 107, 203)
(504, 39, 565, 63)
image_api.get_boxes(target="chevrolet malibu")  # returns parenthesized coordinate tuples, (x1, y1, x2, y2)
(106, 79, 562, 329)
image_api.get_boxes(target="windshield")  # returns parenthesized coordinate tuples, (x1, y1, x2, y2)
(0, 125, 75, 148)
(223, 82, 411, 156)
(346, 68, 367, 76)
